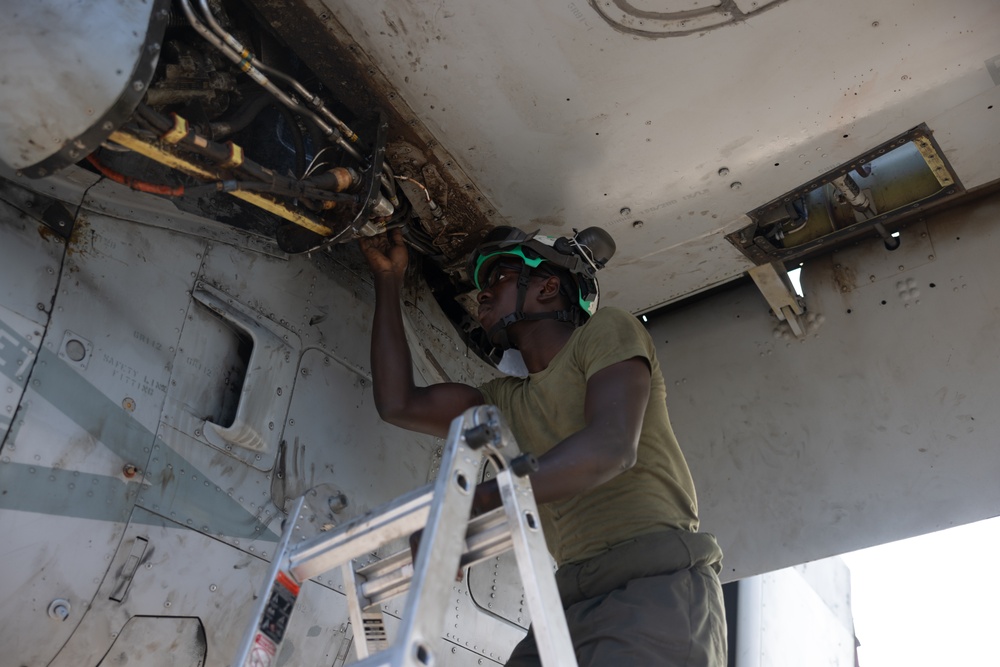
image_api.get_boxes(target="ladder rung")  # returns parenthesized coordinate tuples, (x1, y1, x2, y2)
(354, 507, 517, 609)
(288, 485, 434, 582)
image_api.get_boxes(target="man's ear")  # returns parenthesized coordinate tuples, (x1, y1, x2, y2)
(537, 275, 563, 304)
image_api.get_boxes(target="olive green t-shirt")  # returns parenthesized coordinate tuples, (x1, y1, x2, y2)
(478, 307, 699, 566)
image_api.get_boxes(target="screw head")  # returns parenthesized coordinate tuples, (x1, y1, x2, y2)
(47, 599, 71, 621)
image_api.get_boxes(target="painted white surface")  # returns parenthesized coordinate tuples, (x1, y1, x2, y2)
(325, 0, 1000, 311)
(0, 169, 515, 666)
(0, 1, 154, 168)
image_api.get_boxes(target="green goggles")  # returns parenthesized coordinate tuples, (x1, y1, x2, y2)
(472, 247, 596, 316)
(471, 247, 545, 291)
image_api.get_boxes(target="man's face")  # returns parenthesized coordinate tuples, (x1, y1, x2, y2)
(476, 261, 533, 331)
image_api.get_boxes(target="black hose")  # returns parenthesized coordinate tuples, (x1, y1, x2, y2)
(401, 219, 440, 257)
(209, 92, 271, 139)
(132, 105, 361, 207)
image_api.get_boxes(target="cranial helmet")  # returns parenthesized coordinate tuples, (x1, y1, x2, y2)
(467, 226, 616, 351)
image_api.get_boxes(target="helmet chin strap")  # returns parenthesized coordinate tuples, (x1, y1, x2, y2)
(485, 264, 580, 351)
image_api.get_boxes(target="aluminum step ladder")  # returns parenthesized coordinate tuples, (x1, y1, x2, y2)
(232, 405, 578, 667)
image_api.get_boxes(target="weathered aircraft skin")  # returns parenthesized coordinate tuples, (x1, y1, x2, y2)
(1, 0, 999, 665)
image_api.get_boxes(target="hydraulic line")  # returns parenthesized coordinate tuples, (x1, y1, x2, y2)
(178, 0, 362, 163)
(196, 0, 359, 144)
(396, 175, 441, 218)
(138, 105, 290, 191)
(396, 175, 432, 203)
(181, 0, 404, 220)
(134, 106, 358, 205)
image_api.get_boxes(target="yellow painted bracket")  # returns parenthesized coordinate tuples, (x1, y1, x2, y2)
(162, 114, 189, 144)
(222, 142, 245, 168)
(107, 130, 333, 237)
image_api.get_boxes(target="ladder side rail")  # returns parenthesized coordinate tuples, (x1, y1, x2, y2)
(388, 415, 484, 667)
(232, 494, 308, 667)
(496, 466, 579, 667)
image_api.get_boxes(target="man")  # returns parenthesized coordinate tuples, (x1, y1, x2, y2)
(360, 225, 727, 666)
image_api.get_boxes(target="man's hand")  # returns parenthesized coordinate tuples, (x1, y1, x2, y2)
(359, 228, 408, 287)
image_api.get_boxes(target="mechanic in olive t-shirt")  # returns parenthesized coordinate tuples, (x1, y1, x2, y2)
(361, 225, 727, 666)
(479, 306, 698, 565)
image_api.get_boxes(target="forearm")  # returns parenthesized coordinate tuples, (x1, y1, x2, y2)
(473, 426, 635, 513)
(370, 277, 417, 420)
(530, 429, 634, 504)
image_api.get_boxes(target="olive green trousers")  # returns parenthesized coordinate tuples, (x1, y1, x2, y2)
(506, 529, 727, 667)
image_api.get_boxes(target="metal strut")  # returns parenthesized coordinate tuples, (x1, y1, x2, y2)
(232, 405, 577, 667)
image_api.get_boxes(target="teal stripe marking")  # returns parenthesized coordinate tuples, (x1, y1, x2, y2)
(31, 347, 154, 465)
(0, 462, 137, 523)
(0, 348, 277, 542)
(0, 317, 34, 383)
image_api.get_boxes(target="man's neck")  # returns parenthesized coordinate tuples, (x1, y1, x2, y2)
(513, 320, 576, 374)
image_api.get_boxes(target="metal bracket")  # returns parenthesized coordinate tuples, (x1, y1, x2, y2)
(748, 262, 805, 337)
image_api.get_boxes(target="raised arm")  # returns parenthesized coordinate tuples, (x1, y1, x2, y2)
(473, 356, 651, 511)
(360, 229, 484, 438)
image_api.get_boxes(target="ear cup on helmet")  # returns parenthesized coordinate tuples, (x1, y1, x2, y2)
(573, 227, 617, 268)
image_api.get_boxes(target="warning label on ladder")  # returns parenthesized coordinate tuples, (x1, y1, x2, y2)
(247, 633, 277, 667)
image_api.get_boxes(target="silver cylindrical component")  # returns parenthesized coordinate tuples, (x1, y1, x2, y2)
(371, 195, 395, 219)
(831, 174, 871, 211)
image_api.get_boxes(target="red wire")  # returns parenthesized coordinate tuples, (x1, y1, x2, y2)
(86, 154, 186, 197)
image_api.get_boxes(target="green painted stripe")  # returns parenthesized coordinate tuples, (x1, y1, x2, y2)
(2, 348, 278, 542)
(32, 347, 154, 464)
(0, 461, 136, 523)
(0, 317, 34, 384)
